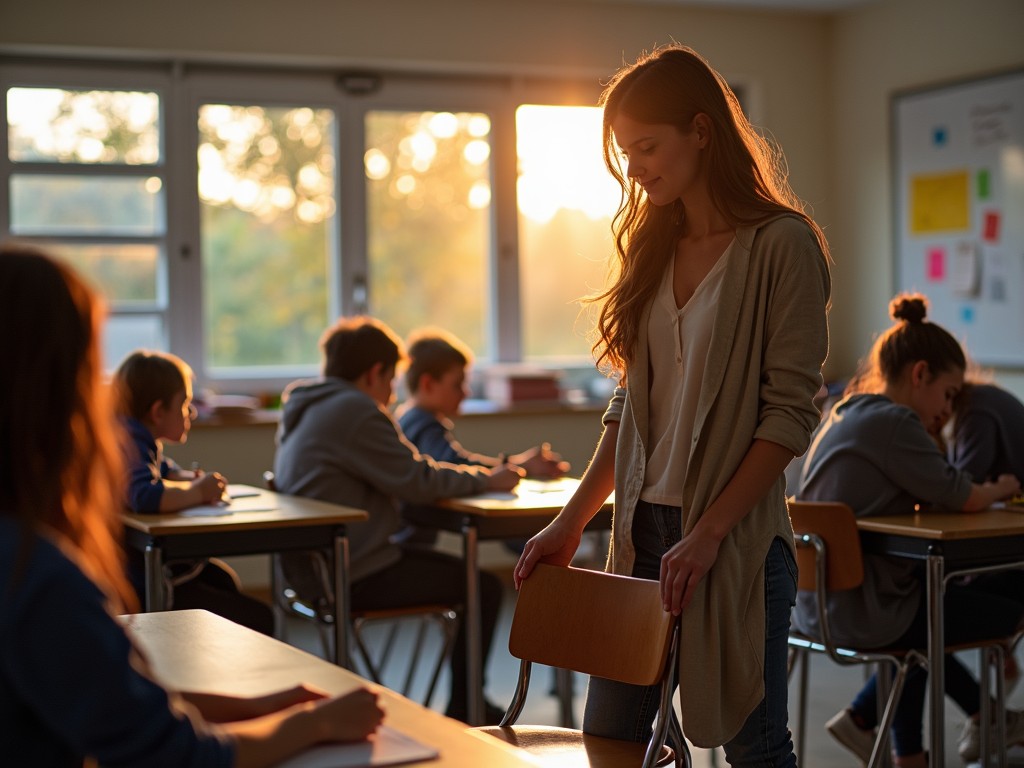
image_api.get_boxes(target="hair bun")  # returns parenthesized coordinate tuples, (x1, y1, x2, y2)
(890, 292, 928, 324)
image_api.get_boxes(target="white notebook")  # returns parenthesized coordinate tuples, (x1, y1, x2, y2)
(276, 726, 439, 768)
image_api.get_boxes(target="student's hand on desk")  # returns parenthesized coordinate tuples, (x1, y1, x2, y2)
(485, 464, 525, 492)
(995, 474, 1022, 500)
(248, 684, 328, 717)
(311, 686, 385, 742)
(515, 442, 571, 479)
(193, 471, 228, 503)
(513, 518, 582, 590)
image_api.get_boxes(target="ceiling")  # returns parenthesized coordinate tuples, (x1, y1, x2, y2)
(601, 0, 872, 11)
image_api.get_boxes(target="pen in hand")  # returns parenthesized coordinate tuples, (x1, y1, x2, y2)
(191, 460, 203, 478)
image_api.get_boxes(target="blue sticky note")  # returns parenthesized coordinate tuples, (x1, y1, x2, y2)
(960, 305, 975, 324)
(933, 126, 947, 146)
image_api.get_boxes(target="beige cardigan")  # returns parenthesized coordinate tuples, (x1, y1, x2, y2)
(602, 214, 831, 747)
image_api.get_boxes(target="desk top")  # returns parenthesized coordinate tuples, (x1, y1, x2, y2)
(439, 477, 611, 518)
(121, 609, 540, 768)
(122, 485, 367, 536)
(857, 506, 1024, 540)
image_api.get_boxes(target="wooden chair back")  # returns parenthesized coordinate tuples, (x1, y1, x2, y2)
(788, 500, 864, 592)
(508, 563, 674, 687)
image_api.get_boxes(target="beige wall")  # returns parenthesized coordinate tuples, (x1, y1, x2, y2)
(1, 0, 1021, 377)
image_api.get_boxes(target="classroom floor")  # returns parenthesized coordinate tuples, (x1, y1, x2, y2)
(277, 565, 1024, 768)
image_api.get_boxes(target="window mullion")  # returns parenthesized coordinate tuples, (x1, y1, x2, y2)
(167, 64, 204, 383)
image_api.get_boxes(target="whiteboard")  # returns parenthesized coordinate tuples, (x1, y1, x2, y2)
(892, 68, 1024, 367)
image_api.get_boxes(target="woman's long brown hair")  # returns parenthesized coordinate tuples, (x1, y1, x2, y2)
(590, 44, 830, 378)
(0, 244, 137, 612)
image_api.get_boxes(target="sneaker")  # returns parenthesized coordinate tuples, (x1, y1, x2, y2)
(826, 708, 877, 766)
(958, 708, 1024, 762)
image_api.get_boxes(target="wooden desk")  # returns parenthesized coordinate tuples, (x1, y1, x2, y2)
(120, 609, 541, 768)
(122, 484, 368, 667)
(403, 477, 613, 725)
(857, 507, 1024, 766)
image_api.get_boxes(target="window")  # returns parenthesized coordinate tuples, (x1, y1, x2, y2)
(1, 59, 615, 394)
(365, 109, 493, 355)
(3, 75, 169, 367)
(197, 103, 336, 374)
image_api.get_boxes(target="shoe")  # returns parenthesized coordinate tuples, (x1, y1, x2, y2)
(444, 700, 506, 725)
(826, 708, 877, 766)
(958, 708, 1024, 762)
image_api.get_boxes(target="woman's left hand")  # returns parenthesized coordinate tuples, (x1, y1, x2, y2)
(660, 529, 722, 615)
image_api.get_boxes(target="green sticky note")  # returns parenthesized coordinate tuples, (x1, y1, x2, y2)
(977, 169, 990, 199)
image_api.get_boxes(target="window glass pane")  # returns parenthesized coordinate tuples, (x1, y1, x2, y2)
(198, 104, 334, 370)
(103, 314, 164, 370)
(10, 174, 164, 236)
(49, 243, 160, 306)
(365, 110, 490, 354)
(516, 105, 619, 359)
(7, 87, 160, 164)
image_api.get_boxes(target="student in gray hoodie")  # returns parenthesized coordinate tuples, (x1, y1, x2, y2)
(273, 316, 522, 724)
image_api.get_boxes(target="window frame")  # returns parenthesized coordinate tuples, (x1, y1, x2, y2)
(1, 54, 607, 394)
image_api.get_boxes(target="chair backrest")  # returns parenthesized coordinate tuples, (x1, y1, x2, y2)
(508, 563, 674, 687)
(787, 500, 864, 592)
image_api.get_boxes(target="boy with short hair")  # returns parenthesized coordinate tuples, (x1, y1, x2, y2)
(397, 327, 570, 477)
(113, 350, 274, 635)
(273, 316, 521, 723)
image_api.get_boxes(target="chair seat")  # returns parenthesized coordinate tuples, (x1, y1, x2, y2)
(479, 725, 676, 768)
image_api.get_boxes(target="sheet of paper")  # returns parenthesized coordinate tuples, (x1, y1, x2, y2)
(227, 484, 262, 499)
(276, 725, 439, 767)
(180, 504, 233, 517)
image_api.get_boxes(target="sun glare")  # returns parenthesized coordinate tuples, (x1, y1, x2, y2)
(515, 105, 619, 225)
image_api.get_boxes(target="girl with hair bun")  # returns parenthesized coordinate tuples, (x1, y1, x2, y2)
(794, 292, 1024, 767)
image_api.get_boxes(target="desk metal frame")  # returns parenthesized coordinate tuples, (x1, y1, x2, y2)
(122, 486, 366, 667)
(858, 512, 1024, 766)
(403, 480, 612, 726)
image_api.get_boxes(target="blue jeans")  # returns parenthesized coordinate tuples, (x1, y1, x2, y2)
(583, 500, 798, 767)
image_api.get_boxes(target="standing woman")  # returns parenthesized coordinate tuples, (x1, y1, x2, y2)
(514, 44, 830, 766)
(0, 245, 383, 767)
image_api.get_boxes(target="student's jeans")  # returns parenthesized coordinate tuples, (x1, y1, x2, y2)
(583, 500, 798, 767)
(847, 570, 1024, 756)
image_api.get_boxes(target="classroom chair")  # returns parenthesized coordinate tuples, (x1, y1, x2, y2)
(787, 500, 1010, 768)
(263, 471, 459, 707)
(477, 562, 689, 768)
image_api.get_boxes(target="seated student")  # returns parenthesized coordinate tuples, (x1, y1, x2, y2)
(949, 380, 1024, 483)
(113, 350, 274, 636)
(0, 244, 383, 768)
(793, 293, 1024, 768)
(272, 315, 522, 724)
(394, 328, 570, 550)
(396, 327, 570, 478)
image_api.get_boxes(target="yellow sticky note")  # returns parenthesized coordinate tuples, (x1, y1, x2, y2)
(910, 170, 970, 234)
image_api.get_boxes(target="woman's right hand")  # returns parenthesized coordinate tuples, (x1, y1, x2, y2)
(513, 517, 582, 590)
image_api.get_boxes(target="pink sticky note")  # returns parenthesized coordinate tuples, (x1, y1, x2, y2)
(927, 247, 946, 281)
(983, 211, 1001, 243)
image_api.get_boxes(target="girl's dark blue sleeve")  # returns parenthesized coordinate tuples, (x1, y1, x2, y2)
(0, 539, 233, 767)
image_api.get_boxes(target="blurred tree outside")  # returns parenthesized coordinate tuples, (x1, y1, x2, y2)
(198, 104, 334, 370)
(365, 110, 490, 355)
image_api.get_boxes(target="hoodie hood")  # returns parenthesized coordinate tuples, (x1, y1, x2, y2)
(279, 377, 368, 438)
